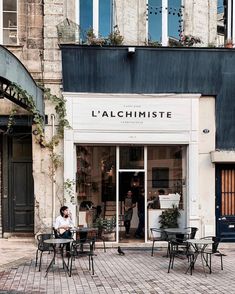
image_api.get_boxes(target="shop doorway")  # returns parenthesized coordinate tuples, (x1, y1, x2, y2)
(119, 172, 145, 243)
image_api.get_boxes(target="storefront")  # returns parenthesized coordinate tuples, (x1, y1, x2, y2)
(61, 45, 235, 243)
(63, 93, 215, 243)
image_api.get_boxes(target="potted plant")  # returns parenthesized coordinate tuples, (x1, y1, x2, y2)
(159, 205, 180, 229)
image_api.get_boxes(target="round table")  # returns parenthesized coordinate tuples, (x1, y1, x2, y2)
(44, 238, 73, 276)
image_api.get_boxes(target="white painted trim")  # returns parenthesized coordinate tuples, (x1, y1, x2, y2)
(162, 0, 168, 46)
(63, 92, 201, 100)
(227, 0, 232, 40)
(93, 0, 99, 36)
(116, 146, 120, 243)
(146, 0, 149, 42)
(233, 0, 235, 44)
(0, 0, 2, 44)
(76, 0, 80, 26)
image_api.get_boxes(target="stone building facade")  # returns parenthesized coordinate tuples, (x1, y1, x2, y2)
(0, 0, 224, 237)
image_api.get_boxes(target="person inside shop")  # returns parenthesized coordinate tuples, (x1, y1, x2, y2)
(124, 190, 136, 237)
(135, 188, 145, 239)
(54, 206, 74, 255)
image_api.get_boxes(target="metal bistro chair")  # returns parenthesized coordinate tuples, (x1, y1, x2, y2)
(68, 230, 97, 276)
(201, 236, 225, 274)
(167, 238, 195, 273)
(150, 228, 168, 256)
(184, 227, 198, 239)
(35, 233, 54, 272)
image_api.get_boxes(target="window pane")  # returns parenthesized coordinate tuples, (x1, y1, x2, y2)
(3, 12, 17, 28)
(12, 136, 32, 159)
(80, 0, 93, 38)
(147, 146, 185, 209)
(168, 0, 181, 40)
(76, 145, 116, 241)
(148, 0, 162, 42)
(3, 29, 17, 44)
(99, 0, 112, 37)
(119, 146, 144, 169)
(3, 0, 17, 11)
(217, 0, 224, 14)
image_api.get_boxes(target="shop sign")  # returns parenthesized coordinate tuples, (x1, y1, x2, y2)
(73, 97, 192, 131)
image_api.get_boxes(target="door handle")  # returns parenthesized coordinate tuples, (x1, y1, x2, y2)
(221, 217, 226, 220)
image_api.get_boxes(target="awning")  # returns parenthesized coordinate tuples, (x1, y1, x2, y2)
(0, 45, 44, 116)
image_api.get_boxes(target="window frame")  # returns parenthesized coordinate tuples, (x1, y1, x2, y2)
(0, 0, 18, 45)
(76, 0, 113, 39)
(147, 0, 183, 46)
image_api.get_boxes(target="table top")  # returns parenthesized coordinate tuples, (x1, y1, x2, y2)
(186, 239, 214, 245)
(70, 227, 98, 233)
(164, 228, 191, 234)
(44, 238, 73, 244)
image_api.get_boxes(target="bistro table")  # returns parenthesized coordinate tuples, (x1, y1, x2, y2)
(163, 228, 191, 257)
(186, 238, 214, 275)
(44, 238, 73, 277)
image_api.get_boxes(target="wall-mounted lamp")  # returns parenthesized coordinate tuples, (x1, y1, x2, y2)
(203, 129, 210, 134)
(127, 47, 135, 55)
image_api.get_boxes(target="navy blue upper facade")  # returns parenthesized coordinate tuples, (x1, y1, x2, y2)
(61, 45, 235, 150)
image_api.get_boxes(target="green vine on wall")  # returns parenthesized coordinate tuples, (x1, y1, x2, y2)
(9, 82, 70, 149)
(6, 108, 17, 133)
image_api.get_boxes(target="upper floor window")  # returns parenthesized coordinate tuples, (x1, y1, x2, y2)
(77, 0, 113, 41)
(147, 0, 182, 46)
(0, 0, 17, 45)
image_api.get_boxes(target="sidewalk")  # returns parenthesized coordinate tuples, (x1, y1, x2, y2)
(0, 239, 235, 293)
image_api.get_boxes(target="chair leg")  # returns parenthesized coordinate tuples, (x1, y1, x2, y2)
(168, 254, 173, 273)
(39, 251, 43, 272)
(69, 256, 72, 277)
(151, 241, 155, 256)
(103, 239, 106, 252)
(220, 255, 223, 270)
(35, 249, 39, 267)
(91, 255, 94, 275)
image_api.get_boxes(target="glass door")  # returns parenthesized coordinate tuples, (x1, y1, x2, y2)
(118, 146, 145, 243)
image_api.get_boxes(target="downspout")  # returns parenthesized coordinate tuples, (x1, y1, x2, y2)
(51, 114, 56, 227)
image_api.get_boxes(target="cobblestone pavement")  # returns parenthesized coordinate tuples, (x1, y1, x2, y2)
(0, 240, 235, 294)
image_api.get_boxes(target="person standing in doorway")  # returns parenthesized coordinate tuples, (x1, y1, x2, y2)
(124, 190, 136, 237)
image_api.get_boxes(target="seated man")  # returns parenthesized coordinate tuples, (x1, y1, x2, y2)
(54, 206, 74, 255)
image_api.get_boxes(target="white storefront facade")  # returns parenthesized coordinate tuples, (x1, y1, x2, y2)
(63, 92, 215, 243)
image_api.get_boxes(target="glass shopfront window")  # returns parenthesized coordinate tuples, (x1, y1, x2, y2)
(76, 144, 187, 243)
(76, 145, 116, 241)
(147, 145, 187, 240)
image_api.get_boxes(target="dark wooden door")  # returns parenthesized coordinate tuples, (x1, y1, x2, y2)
(216, 165, 235, 242)
(10, 161, 34, 231)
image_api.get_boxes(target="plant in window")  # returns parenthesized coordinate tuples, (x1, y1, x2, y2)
(159, 205, 180, 228)
(169, 34, 202, 47)
(86, 28, 106, 46)
(107, 25, 124, 46)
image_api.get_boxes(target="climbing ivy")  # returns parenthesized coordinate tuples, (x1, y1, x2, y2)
(9, 82, 70, 149)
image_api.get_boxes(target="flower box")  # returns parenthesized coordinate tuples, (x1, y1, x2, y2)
(159, 193, 181, 209)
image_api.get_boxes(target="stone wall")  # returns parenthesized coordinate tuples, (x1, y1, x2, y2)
(184, 0, 217, 46)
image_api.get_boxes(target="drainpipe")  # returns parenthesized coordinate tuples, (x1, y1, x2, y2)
(51, 114, 56, 227)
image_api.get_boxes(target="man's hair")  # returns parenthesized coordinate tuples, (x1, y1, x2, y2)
(60, 206, 68, 216)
